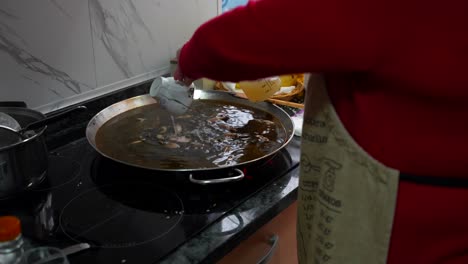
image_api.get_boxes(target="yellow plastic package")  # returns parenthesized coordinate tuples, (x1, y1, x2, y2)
(237, 77, 281, 102)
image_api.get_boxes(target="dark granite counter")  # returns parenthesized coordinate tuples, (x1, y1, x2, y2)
(159, 138, 300, 264)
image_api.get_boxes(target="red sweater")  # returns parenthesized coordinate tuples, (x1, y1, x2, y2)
(179, 0, 468, 262)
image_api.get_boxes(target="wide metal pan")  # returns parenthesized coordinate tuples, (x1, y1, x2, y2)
(86, 90, 294, 184)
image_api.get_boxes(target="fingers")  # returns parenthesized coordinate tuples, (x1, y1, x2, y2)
(174, 67, 184, 81)
(174, 47, 194, 86)
(182, 77, 194, 86)
(174, 66, 194, 86)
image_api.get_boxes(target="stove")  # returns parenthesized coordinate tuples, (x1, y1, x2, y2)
(0, 137, 300, 263)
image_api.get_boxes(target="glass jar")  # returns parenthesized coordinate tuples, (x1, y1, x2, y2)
(0, 216, 25, 264)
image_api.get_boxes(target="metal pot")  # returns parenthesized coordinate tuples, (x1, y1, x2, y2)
(0, 104, 87, 198)
(86, 90, 295, 184)
(0, 106, 48, 198)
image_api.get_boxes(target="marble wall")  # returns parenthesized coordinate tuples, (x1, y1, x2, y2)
(0, 0, 219, 113)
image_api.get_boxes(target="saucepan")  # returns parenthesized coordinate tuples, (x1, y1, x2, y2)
(0, 103, 86, 199)
(86, 90, 294, 184)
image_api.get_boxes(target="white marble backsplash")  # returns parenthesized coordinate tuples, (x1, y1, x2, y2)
(0, 0, 218, 113)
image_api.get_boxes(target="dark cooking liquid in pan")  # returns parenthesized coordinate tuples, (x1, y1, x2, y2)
(95, 100, 287, 169)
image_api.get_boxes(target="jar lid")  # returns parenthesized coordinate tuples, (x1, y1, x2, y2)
(0, 216, 21, 242)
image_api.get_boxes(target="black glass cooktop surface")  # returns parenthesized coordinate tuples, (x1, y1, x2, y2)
(0, 137, 299, 263)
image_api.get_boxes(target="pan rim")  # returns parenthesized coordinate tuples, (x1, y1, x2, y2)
(86, 91, 295, 172)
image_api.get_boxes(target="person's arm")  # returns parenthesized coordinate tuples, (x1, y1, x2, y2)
(178, 0, 382, 82)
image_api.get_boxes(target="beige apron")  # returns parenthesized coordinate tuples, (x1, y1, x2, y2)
(297, 75, 400, 264)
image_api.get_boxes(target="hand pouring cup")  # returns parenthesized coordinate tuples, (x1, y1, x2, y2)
(149, 77, 195, 115)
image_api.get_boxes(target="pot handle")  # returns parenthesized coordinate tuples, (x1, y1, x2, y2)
(0, 101, 27, 108)
(189, 168, 244, 185)
(24, 105, 87, 131)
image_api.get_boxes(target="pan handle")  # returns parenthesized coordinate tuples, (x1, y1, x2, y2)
(189, 168, 244, 185)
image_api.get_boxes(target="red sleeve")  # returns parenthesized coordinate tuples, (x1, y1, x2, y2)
(179, 0, 382, 82)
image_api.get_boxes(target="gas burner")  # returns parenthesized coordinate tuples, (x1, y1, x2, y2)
(33, 156, 81, 191)
(59, 182, 184, 248)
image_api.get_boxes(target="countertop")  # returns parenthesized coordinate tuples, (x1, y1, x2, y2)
(159, 137, 301, 264)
